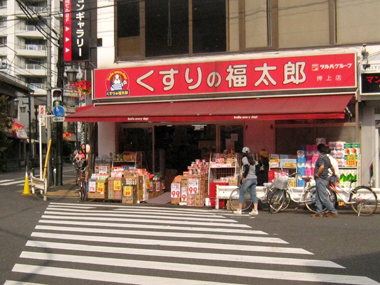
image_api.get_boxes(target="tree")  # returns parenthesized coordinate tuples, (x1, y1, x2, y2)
(0, 96, 12, 171)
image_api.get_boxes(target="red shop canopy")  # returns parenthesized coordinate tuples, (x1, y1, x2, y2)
(66, 95, 354, 123)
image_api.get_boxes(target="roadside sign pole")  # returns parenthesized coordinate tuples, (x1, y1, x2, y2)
(39, 114, 55, 179)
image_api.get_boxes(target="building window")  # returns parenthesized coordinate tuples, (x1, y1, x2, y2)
(117, 0, 139, 38)
(0, 36, 7, 46)
(116, 0, 226, 59)
(336, 0, 380, 44)
(193, 0, 226, 54)
(245, 0, 270, 49)
(145, 0, 188, 57)
(278, 0, 329, 48)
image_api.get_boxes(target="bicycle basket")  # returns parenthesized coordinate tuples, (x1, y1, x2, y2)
(274, 176, 289, 189)
(76, 160, 85, 168)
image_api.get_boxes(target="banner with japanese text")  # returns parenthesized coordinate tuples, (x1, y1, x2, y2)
(64, 0, 90, 61)
(94, 53, 357, 99)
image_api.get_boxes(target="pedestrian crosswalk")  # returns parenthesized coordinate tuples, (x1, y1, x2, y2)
(0, 178, 25, 186)
(5, 203, 380, 285)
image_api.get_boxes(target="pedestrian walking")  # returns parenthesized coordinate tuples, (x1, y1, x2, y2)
(234, 147, 259, 215)
(256, 149, 269, 186)
(311, 144, 338, 218)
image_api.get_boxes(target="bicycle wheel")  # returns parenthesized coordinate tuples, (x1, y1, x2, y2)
(229, 188, 240, 211)
(304, 186, 336, 213)
(229, 188, 252, 211)
(269, 189, 286, 214)
(349, 186, 377, 216)
(80, 181, 86, 202)
(280, 191, 291, 211)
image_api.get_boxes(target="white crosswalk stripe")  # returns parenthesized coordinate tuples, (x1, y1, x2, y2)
(0, 178, 24, 186)
(6, 202, 380, 285)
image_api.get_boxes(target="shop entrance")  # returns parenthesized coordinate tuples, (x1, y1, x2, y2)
(119, 123, 243, 176)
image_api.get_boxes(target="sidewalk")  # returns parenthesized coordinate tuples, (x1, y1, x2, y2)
(46, 179, 79, 199)
(45, 179, 172, 204)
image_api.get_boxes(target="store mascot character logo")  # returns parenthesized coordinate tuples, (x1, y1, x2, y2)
(106, 70, 130, 97)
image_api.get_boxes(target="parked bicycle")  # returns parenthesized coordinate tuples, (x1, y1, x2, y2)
(229, 181, 276, 211)
(327, 179, 377, 216)
(268, 172, 336, 214)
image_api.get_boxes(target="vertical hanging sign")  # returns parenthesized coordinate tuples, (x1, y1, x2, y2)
(64, 0, 90, 62)
(63, 0, 72, 61)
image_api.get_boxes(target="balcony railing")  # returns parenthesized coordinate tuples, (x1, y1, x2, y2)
(30, 83, 46, 89)
(23, 25, 47, 32)
(25, 44, 46, 51)
(25, 63, 46, 70)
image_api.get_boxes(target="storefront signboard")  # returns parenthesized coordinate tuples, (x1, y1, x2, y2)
(361, 72, 380, 95)
(63, 0, 90, 61)
(94, 53, 357, 99)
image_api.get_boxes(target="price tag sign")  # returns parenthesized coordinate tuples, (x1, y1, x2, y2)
(97, 182, 105, 193)
(188, 179, 199, 194)
(181, 187, 187, 202)
(124, 186, 133, 197)
(88, 181, 96, 193)
(171, 183, 180, 198)
(114, 180, 122, 191)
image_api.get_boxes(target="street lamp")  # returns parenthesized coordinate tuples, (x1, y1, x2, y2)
(65, 67, 80, 145)
(66, 68, 78, 84)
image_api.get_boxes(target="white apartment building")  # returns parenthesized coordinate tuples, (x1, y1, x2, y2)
(0, 0, 60, 105)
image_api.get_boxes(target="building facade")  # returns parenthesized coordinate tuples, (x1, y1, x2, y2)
(67, 0, 380, 186)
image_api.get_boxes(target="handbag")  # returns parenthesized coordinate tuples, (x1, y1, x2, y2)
(259, 160, 264, 172)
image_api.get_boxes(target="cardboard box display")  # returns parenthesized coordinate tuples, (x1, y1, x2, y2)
(108, 189, 113, 199)
(137, 175, 144, 201)
(122, 196, 137, 204)
(187, 194, 195, 206)
(114, 190, 122, 200)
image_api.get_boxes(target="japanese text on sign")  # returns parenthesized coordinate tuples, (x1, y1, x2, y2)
(171, 183, 180, 198)
(64, 0, 90, 61)
(188, 179, 199, 195)
(94, 53, 357, 99)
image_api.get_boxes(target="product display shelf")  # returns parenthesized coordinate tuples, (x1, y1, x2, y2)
(208, 153, 240, 207)
(112, 151, 143, 170)
(269, 166, 298, 186)
(339, 155, 360, 188)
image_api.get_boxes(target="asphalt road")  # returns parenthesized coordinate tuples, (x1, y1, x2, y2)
(1, 168, 380, 284)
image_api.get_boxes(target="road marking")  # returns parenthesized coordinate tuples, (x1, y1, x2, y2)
(0, 180, 25, 186)
(12, 264, 239, 285)
(26, 240, 342, 268)
(49, 202, 219, 213)
(9, 204, 379, 285)
(38, 219, 267, 235)
(34, 225, 282, 243)
(31, 232, 307, 254)
(5, 281, 47, 285)
(46, 205, 226, 218)
(19, 252, 377, 285)
(43, 210, 237, 222)
(40, 214, 251, 228)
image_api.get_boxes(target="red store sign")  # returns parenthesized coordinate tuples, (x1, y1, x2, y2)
(94, 53, 357, 99)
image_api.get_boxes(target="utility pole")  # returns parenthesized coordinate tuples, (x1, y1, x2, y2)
(46, 0, 52, 186)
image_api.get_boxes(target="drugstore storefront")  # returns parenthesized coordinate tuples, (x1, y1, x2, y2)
(67, 51, 359, 182)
